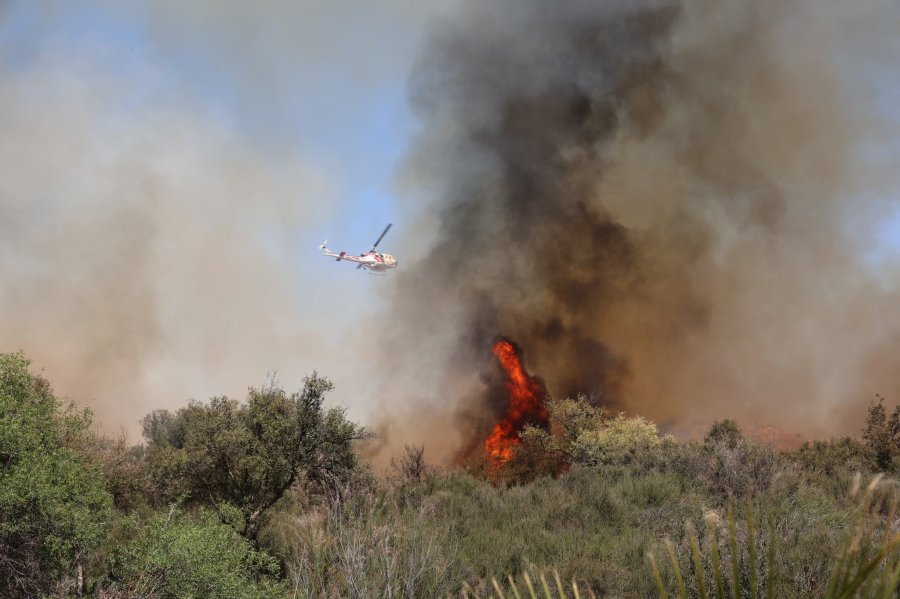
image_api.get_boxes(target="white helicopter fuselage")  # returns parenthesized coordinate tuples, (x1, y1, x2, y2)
(320, 224, 398, 273)
(320, 244, 398, 272)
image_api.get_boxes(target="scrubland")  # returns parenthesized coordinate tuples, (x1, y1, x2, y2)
(2, 351, 898, 598)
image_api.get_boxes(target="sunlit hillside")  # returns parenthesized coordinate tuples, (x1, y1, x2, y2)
(3, 351, 899, 598)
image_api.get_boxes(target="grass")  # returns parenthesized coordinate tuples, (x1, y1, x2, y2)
(649, 475, 900, 599)
(458, 474, 900, 599)
(249, 435, 892, 597)
(460, 570, 597, 599)
(262, 468, 874, 596)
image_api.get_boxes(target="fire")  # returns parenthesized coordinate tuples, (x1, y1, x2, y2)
(484, 339, 549, 464)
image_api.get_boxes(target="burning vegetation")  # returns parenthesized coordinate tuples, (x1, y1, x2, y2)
(484, 339, 549, 464)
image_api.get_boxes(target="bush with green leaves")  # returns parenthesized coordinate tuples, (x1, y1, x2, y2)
(862, 395, 900, 473)
(142, 373, 369, 540)
(571, 413, 665, 467)
(508, 396, 670, 480)
(0, 352, 113, 598)
(701, 436, 782, 502)
(105, 505, 284, 599)
(704, 419, 744, 449)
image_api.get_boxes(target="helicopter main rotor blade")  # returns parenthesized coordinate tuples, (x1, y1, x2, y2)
(371, 223, 393, 251)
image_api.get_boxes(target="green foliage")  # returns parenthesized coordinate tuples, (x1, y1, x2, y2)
(790, 438, 873, 499)
(705, 419, 744, 449)
(650, 477, 900, 599)
(143, 373, 368, 539)
(862, 395, 900, 473)
(662, 423, 783, 502)
(258, 481, 458, 598)
(508, 396, 669, 481)
(3, 352, 897, 597)
(396, 466, 700, 596)
(105, 506, 284, 599)
(83, 437, 154, 512)
(0, 352, 113, 598)
(700, 437, 782, 501)
(312, 450, 862, 597)
(462, 569, 597, 598)
(571, 414, 664, 467)
(546, 396, 608, 448)
(793, 437, 873, 478)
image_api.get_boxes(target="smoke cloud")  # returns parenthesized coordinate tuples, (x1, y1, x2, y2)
(3, 0, 899, 463)
(0, 0, 451, 438)
(376, 0, 900, 460)
(0, 43, 344, 430)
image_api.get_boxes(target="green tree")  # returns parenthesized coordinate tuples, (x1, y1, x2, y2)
(862, 395, 900, 472)
(143, 373, 368, 540)
(0, 352, 112, 597)
(704, 418, 744, 449)
(106, 505, 284, 599)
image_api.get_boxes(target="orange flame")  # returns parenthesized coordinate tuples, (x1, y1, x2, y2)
(484, 339, 549, 464)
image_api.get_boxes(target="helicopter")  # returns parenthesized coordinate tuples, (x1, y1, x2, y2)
(320, 224, 398, 274)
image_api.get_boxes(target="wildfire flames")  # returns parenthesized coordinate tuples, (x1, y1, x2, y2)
(484, 339, 549, 464)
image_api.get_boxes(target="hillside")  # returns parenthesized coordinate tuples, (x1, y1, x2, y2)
(2, 351, 899, 598)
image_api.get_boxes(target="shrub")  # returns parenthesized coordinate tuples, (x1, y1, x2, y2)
(571, 414, 664, 467)
(143, 373, 369, 540)
(665, 421, 786, 502)
(388, 444, 431, 484)
(105, 506, 284, 598)
(862, 395, 900, 473)
(702, 436, 782, 501)
(705, 419, 744, 449)
(0, 352, 113, 598)
(790, 438, 873, 499)
(505, 396, 668, 480)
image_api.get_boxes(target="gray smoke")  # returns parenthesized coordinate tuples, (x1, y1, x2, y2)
(375, 0, 900, 460)
(0, 0, 452, 437)
(0, 39, 344, 430)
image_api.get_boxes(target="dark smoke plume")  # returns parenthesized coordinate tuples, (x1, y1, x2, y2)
(377, 0, 900, 461)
